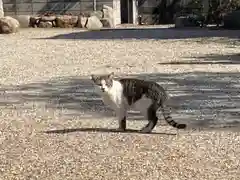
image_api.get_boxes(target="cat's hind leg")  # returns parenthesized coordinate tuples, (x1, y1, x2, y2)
(118, 116, 126, 131)
(116, 107, 127, 132)
(140, 103, 158, 133)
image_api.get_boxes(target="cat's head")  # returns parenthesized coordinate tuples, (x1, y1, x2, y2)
(90, 72, 114, 93)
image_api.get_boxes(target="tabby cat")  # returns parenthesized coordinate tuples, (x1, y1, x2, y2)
(90, 72, 186, 133)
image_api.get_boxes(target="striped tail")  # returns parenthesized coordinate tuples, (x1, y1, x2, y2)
(160, 104, 186, 129)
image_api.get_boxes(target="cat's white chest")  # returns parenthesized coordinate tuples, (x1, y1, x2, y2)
(102, 93, 118, 110)
(101, 80, 123, 111)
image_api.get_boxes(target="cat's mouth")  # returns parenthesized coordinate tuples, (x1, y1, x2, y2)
(100, 87, 105, 92)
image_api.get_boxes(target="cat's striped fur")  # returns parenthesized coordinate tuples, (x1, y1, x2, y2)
(91, 72, 186, 133)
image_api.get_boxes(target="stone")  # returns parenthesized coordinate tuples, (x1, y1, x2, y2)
(39, 15, 56, 27)
(40, 16, 56, 22)
(100, 18, 114, 28)
(0, 16, 20, 34)
(76, 15, 88, 28)
(102, 5, 114, 27)
(90, 11, 103, 20)
(55, 15, 78, 28)
(38, 21, 53, 28)
(85, 15, 103, 30)
(14, 15, 30, 28)
(102, 5, 113, 19)
(29, 16, 41, 28)
(0, 0, 4, 18)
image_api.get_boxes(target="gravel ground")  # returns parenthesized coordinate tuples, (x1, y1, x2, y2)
(0, 28, 240, 180)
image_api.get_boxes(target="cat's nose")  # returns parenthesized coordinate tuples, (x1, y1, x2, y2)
(100, 87, 105, 92)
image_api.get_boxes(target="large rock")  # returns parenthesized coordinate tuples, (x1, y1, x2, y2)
(29, 16, 41, 28)
(0, 16, 20, 34)
(55, 15, 78, 28)
(41, 16, 56, 21)
(100, 18, 114, 28)
(102, 5, 114, 27)
(102, 5, 113, 19)
(90, 11, 103, 20)
(0, 0, 4, 18)
(14, 15, 30, 28)
(223, 10, 240, 29)
(86, 16, 103, 30)
(38, 21, 53, 28)
(76, 15, 88, 28)
(40, 15, 56, 27)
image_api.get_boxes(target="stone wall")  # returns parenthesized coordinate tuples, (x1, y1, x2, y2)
(0, 4, 115, 32)
(2, 0, 113, 16)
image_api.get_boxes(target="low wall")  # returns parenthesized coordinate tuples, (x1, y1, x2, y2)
(3, 0, 113, 16)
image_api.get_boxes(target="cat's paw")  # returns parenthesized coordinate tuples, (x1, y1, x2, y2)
(139, 128, 152, 134)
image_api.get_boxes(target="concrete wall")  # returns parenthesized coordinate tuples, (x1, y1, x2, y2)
(3, 0, 113, 16)
(113, 0, 138, 25)
(0, 0, 4, 17)
(112, 0, 120, 25)
(132, 0, 138, 24)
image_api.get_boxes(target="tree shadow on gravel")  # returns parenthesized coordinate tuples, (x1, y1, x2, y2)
(34, 28, 240, 40)
(0, 71, 240, 133)
(0, 76, 113, 118)
(158, 53, 240, 65)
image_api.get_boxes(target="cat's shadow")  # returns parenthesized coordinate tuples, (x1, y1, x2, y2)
(43, 127, 177, 135)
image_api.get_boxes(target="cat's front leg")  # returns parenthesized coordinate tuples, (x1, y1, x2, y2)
(116, 107, 127, 132)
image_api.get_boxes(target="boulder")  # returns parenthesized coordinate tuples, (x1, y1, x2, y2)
(90, 11, 103, 20)
(223, 10, 240, 29)
(102, 5, 113, 19)
(0, 0, 3, 18)
(14, 15, 30, 28)
(102, 5, 114, 27)
(86, 15, 103, 30)
(100, 18, 114, 28)
(41, 15, 56, 22)
(38, 21, 53, 28)
(29, 16, 41, 28)
(76, 15, 88, 28)
(0, 16, 20, 34)
(55, 15, 78, 28)
(40, 15, 56, 27)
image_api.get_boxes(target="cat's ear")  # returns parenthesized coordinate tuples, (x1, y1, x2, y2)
(108, 72, 114, 79)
